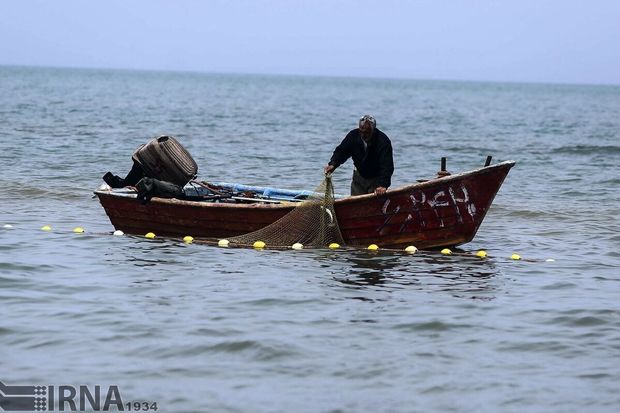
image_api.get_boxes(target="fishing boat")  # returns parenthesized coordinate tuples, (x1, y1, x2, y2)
(95, 160, 515, 248)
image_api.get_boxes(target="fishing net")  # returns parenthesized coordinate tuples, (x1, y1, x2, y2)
(226, 175, 345, 249)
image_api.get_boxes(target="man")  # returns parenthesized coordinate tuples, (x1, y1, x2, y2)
(324, 115, 394, 196)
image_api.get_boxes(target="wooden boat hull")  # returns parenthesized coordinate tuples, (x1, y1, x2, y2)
(95, 161, 515, 248)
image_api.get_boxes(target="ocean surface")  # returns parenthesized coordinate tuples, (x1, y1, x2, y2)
(1, 65, 619, 412)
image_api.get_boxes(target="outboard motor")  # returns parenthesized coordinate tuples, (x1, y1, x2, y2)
(103, 135, 198, 189)
(132, 135, 198, 187)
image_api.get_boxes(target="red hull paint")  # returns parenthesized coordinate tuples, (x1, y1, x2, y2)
(96, 161, 514, 248)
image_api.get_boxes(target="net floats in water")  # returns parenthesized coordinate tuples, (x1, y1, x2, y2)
(24, 223, 556, 264)
(253, 240, 266, 249)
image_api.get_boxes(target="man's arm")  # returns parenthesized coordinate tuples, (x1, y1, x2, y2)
(324, 131, 354, 173)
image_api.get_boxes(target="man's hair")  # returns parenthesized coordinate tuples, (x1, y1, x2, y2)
(359, 115, 376, 128)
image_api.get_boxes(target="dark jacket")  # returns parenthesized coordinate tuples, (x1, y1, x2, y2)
(328, 128, 394, 188)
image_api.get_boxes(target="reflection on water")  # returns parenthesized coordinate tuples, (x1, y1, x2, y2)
(103, 236, 188, 267)
(98, 235, 503, 300)
(316, 248, 502, 300)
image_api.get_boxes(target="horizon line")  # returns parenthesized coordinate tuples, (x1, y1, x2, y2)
(1, 62, 619, 88)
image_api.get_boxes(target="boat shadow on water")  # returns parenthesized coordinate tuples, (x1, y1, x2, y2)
(313, 248, 503, 300)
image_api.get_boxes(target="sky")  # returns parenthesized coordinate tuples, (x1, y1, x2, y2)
(1, 0, 619, 85)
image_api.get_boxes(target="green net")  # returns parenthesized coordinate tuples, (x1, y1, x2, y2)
(226, 175, 345, 249)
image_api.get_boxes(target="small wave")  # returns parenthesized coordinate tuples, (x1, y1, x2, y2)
(392, 320, 472, 331)
(555, 145, 620, 155)
(553, 315, 609, 327)
(0, 262, 57, 274)
(545, 309, 619, 327)
(238, 298, 320, 306)
(541, 282, 577, 290)
(0, 181, 86, 200)
(189, 327, 243, 337)
(496, 340, 572, 353)
(577, 372, 612, 379)
(150, 340, 298, 361)
(25, 337, 68, 349)
(211, 340, 299, 361)
(503, 209, 555, 218)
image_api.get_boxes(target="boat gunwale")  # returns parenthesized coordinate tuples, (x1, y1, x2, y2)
(335, 160, 515, 205)
(94, 160, 515, 210)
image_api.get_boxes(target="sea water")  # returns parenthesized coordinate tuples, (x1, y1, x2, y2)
(1, 66, 619, 412)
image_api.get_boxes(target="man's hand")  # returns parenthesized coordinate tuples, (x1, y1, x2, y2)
(324, 164, 335, 175)
(374, 186, 387, 196)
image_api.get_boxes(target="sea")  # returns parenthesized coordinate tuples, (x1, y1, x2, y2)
(1, 65, 619, 413)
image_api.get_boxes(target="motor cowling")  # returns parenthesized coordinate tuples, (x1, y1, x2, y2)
(132, 135, 198, 187)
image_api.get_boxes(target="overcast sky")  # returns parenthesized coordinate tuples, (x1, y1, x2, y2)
(1, 0, 619, 85)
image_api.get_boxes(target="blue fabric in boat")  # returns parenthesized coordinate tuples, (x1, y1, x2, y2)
(183, 182, 345, 201)
(211, 182, 315, 200)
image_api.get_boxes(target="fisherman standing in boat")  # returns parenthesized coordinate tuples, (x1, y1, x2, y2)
(324, 115, 394, 196)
